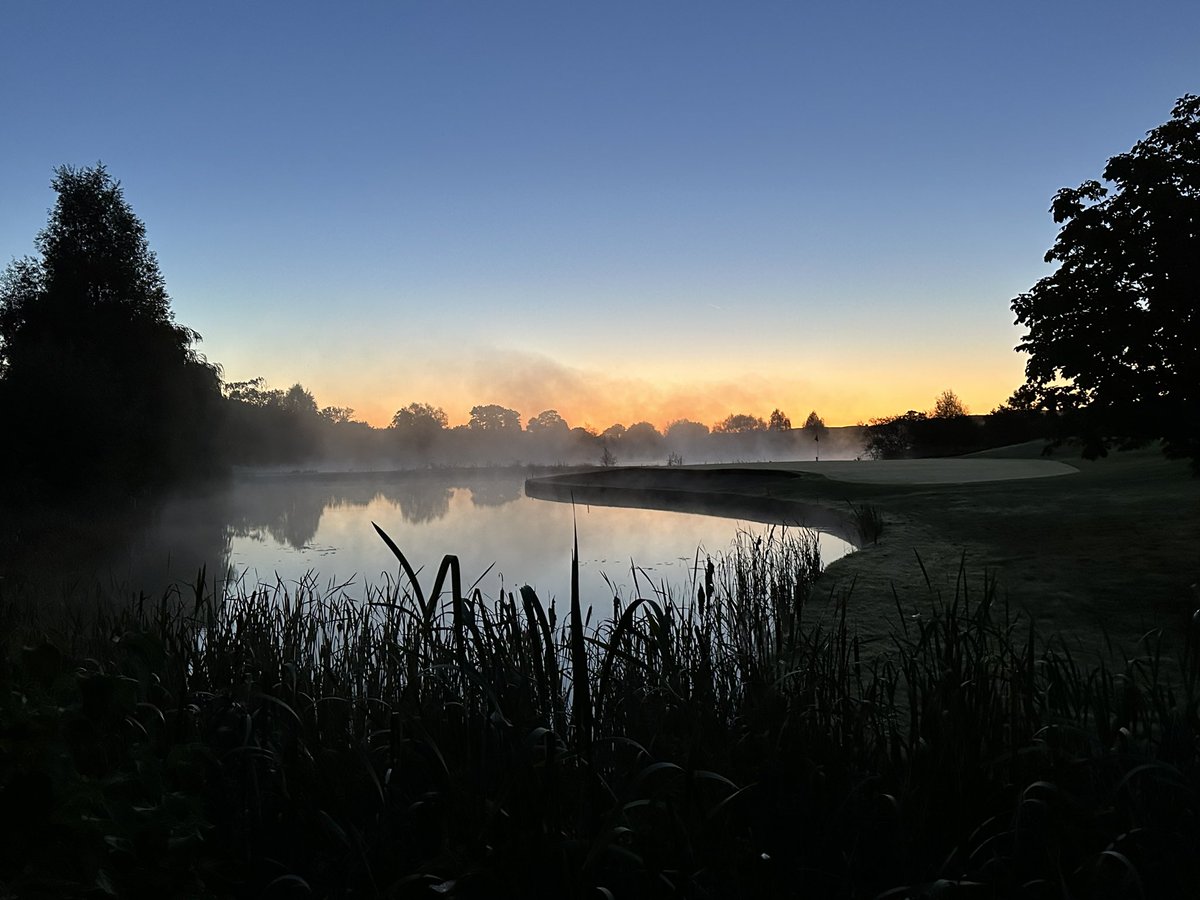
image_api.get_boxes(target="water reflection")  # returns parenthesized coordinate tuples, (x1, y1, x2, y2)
(5, 470, 854, 610)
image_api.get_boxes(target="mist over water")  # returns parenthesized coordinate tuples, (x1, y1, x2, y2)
(12, 470, 854, 611)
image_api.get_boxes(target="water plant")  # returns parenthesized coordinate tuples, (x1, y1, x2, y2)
(1, 529, 1197, 897)
(847, 499, 885, 545)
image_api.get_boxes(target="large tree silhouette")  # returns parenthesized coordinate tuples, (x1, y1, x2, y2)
(1011, 95, 1200, 467)
(0, 164, 222, 494)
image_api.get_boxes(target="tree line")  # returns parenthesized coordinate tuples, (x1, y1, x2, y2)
(0, 165, 830, 495)
(3, 92, 1197, 497)
(220, 383, 835, 470)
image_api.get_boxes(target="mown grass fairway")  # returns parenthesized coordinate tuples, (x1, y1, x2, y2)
(528, 443, 1200, 657)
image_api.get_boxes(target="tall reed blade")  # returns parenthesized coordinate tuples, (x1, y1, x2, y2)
(595, 596, 664, 724)
(570, 517, 592, 763)
(371, 522, 432, 622)
(429, 554, 466, 662)
(520, 585, 562, 732)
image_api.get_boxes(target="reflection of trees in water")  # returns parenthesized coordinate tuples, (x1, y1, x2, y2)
(468, 478, 521, 508)
(222, 472, 528, 546)
(377, 480, 453, 524)
(1, 472, 531, 600)
(225, 480, 327, 550)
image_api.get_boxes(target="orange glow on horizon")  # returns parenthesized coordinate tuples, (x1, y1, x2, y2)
(258, 343, 1028, 434)
(347, 379, 1021, 432)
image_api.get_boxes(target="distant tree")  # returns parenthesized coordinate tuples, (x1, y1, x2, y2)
(0, 164, 222, 492)
(600, 443, 616, 467)
(390, 402, 448, 455)
(665, 419, 710, 442)
(391, 402, 448, 431)
(622, 421, 664, 458)
(864, 411, 926, 459)
(319, 406, 357, 425)
(713, 413, 767, 433)
(866, 403, 982, 459)
(768, 408, 792, 431)
(601, 423, 627, 441)
(982, 389, 1053, 448)
(1010, 94, 1200, 467)
(526, 409, 569, 434)
(223, 377, 282, 407)
(469, 404, 521, 431)
(281, 383, 318, 417)
(931, 389, 968, 419)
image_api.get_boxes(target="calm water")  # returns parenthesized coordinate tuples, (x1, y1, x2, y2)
(46, 470, 855, 608)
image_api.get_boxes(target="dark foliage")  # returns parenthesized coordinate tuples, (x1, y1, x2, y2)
(2, 540, 1198, 898)
(0, 165, 223, 496)
(1011, 95, 1200, 469)
(864, 410, 990, 459)
(217, 378, 327, 466)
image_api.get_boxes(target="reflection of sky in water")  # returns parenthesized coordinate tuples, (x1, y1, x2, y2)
(225, 480, 854, 607)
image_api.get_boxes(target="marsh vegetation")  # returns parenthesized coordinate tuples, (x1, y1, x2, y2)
(3, 525, 1198, 897)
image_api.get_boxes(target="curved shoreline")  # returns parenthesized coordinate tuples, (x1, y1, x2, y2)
(525, 466, 865, 548)
(527, 452, 1200, 658)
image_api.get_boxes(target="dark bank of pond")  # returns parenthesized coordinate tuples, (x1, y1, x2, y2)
(525, 466, 864, 549)
(2, 469, 855, 610)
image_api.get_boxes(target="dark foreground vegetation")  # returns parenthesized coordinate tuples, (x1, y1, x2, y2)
(3, 530, 1198, 898)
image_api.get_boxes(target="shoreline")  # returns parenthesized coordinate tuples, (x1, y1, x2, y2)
(525, 453, 1200, 656)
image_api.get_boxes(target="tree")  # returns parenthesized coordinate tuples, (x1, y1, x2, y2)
(768, 408, 792, 431)
(713, 413, 767, 433)
(468, 404, 521, 431)
(665, 419, 709, 442)
(390, 402, 448, 456)
(526, 409, 569, 434)
(1010, 95, 1200, 467)
(863, 411, 926, 460)
(621, 421, 664, 459)
(931, 389, 967, 419)
(224, 376, 282, 407)
(281, 383, 318, 417)
(319, 406, 357, 425)
(391, 402, 448, 431)
(0, 164, 222, 492)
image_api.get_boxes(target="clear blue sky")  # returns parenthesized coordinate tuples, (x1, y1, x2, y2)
(3, 1, 1197, 427)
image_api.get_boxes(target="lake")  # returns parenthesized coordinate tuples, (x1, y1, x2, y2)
(19, 469, 855, 611)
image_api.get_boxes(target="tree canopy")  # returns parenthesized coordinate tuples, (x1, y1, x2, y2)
(0, 164, 222, 493)
(526, 409, 569, 434)
(468, 404, 521, 431)
(665, 419, 709, 441)
(931, 389, 967, 419)
(713, 413, 767, 433)
(1010, 94, 1200, 466)
(391, 402, 448, 432)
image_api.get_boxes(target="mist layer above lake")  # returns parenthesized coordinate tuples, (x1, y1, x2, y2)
(18, 470, 853, 608)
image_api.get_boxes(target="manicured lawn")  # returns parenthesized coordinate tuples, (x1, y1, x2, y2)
(528, 443, 1200, 657)
(815, 444, 1200, 657)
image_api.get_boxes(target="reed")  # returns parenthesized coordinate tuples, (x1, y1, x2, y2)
(1, 528, 1197, 898)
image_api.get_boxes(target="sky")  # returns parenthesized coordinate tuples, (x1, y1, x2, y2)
(2, 1, 1198, 429)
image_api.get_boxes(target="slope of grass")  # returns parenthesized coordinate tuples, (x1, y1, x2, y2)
(529, 444, 1200, 657)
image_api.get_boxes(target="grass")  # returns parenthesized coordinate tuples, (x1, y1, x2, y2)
(2, 521, 1199, 898)
(529, 442, 1200, 658)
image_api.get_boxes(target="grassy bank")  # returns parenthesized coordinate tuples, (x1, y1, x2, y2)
(3, 525, 1199, 897)
(529, 443, 1200, 657)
